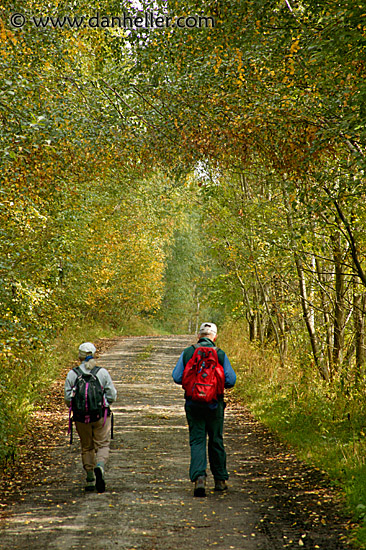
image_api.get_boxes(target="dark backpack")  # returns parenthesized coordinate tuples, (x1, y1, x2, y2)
(71, 366, 105, 423)
(182, 345, 225, 404)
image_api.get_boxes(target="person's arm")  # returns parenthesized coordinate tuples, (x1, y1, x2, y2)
(64, 371, 77, 406)
(223, 354, 236, 388)
(99, 369, 117, 404)
(172, 352, 185, 384)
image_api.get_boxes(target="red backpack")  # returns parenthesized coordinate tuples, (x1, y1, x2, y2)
(182, 345, 225, 404)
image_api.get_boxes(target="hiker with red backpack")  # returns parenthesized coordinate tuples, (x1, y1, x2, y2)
(64, 342, 117, 493)
(172, 323, 236, 497)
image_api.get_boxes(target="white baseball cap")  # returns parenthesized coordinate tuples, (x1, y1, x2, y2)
(199, 322, 217, 336)
(78, 342, 96, 358)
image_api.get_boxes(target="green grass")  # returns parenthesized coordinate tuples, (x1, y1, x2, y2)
(243, 383, 366, 547)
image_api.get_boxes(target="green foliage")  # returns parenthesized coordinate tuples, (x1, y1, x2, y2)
(158, 205, 224, 333)
(2, 4, 366, 545)
(0, 2, 208, 461)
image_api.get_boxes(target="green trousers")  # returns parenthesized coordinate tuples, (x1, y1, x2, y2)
(184, 400, 228, 482)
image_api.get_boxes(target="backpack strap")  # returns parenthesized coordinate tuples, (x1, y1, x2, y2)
(72, 365, 101, 377)
(68, 405, 73, 443)
(90, 366, 109, 426)
(194, 343, 217, 350)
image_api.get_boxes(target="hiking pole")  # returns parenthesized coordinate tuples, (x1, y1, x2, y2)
(111, 412, 114, 440)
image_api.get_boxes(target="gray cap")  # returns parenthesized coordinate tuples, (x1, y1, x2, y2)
(78, 342, 96, 358)
(199, 322, 217, 336)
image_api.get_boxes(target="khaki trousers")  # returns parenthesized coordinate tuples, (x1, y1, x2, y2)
(75, 416, 111, 472)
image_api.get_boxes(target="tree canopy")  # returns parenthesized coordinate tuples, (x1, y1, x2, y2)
(1, 0, 366, 457)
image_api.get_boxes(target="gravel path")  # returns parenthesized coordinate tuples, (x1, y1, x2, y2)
(0, 336, 351, 549)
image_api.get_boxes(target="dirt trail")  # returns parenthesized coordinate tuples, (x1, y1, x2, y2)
(0, 336, 352, 549)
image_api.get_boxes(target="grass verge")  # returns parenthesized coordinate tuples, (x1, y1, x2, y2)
(219, 320, 366, 548)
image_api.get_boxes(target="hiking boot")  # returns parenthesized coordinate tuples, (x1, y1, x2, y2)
(94, 464, 106, 493)
(194, 476, 206, 498)
(85, 480, 96, 492)
(85, 471, 95, 492)
(214, 479, 228, 492)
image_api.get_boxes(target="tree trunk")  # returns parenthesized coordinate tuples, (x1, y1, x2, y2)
(282, 182, 329, 381)
(315, 257, 333, 376)
(247, 308, 257, 341)
(332, 231, 345, 370)
(253, 264, 285, 367)
(353, 275, 366, 382)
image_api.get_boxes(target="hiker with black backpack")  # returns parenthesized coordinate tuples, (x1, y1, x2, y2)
(64, 342, 117, 493)
(172, 323, 236, 497)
